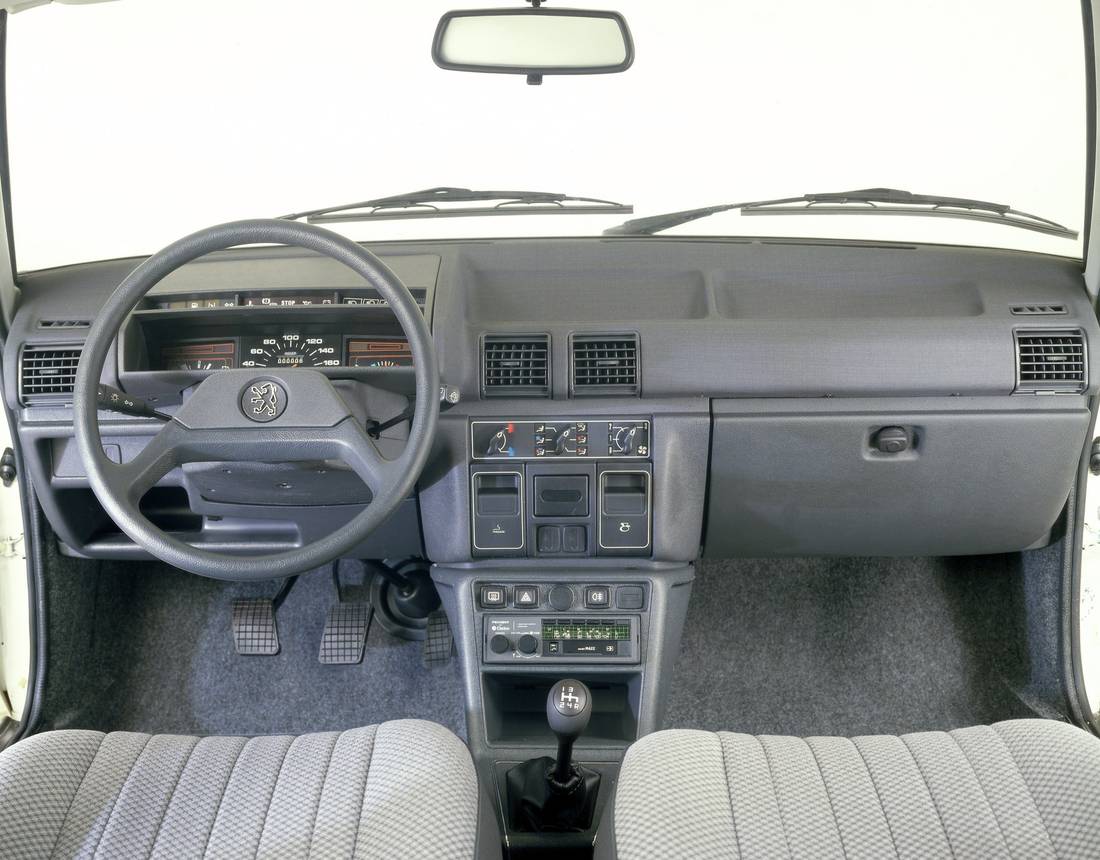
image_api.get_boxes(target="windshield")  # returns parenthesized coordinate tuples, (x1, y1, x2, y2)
(7, 0, 1088, 271)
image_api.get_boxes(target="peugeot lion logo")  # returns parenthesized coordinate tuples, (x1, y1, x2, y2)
(250, 382, 279, 416)
(240, 379, 287, 423)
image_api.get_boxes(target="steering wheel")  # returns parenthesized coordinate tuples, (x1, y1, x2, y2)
(73, 219, 439, 581)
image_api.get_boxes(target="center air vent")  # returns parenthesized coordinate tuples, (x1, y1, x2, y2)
(1010, 304, 1067, 316)
(38, 319, 91, 329)
(19, 345, 83, 405)
(1014, 330, 1086, 393)
(482, 334, 550, 397)
(571, 333, 639, 396)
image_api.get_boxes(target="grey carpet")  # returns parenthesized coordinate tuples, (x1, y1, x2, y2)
(666, 554, 1046, 737)
(39, 550, 465, 738)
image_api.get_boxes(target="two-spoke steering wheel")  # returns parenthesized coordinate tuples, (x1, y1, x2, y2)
(73, 220, 438, 580)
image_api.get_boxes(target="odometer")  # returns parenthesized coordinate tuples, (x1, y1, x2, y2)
(240, 333, 341, 368)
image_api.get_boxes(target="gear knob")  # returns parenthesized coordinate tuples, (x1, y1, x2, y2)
(547, 679, 592, 782)
(547, 678, 592, 737)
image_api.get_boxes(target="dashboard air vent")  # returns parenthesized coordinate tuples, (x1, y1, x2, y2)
(1014, 330, 1086, 393)
(19, 345, 83, 405)
(1010, 304, 1067, 316)
(38, 318, 91, 329)
(571, 333, 639, 396)
(482, 334, 550, 397)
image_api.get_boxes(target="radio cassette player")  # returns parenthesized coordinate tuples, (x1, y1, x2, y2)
(483, 615, 640, 664)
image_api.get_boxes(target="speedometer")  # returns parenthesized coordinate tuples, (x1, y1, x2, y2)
(240, 333, 341, 368)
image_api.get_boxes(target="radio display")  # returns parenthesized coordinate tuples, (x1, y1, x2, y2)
(542, 619, 631, 641)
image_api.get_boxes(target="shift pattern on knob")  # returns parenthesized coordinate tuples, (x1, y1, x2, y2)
(553, 681, 588, 716)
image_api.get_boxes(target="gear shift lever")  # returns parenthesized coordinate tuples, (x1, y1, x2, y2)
(506, 678, 601, 832)
(548, 679, 592, 782)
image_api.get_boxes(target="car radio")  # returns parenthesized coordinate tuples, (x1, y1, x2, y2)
(483, 615, 640, 664)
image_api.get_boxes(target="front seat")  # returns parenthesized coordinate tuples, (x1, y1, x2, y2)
(601, 719, 1100, 859)
(0, 719, 497, 859)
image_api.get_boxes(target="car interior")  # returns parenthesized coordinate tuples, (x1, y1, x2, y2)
(1, 2, 1100, 858)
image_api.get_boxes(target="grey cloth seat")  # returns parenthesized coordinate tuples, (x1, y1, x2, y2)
(603, 719, 1100, 860)
(0, 719, 490, 859)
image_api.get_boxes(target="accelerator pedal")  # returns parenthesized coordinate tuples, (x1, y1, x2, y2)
(422, 609, 454, 667)
(231, 598, 280, 656)
(319, 601, 372, 665)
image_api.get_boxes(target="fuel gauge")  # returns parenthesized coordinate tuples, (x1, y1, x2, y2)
(160, 341, 236, 371)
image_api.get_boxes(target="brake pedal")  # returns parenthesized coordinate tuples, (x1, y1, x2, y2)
(231, 598, 280, 656)
(422, 609, 454, 667)
(319, 602, 371, 665)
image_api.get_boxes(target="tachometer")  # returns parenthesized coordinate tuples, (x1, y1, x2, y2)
(240, 333, 341, 368)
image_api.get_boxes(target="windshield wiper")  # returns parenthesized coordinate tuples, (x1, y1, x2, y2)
(280, 186, 632, 224)
(604, 187, 1077, 239)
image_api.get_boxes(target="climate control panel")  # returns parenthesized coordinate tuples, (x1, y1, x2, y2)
(472, 419, 650, 460)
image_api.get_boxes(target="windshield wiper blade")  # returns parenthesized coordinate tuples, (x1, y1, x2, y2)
(604, 187, 1077, 239)
(279, 186, 631, 224)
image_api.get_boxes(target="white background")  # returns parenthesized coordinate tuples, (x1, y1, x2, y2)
(6, 0, 1089, 271)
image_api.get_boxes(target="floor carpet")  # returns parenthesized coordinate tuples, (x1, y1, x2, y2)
(666, 555, 1041, 737)
(40, 553, 465, 738)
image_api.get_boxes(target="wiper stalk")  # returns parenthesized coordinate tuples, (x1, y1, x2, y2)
(604, 187, 1077, 239)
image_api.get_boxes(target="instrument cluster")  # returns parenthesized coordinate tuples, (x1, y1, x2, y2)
(157, 333, 412, 371)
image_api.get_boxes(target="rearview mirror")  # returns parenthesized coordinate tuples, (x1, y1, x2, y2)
(432, 7, 634, 84)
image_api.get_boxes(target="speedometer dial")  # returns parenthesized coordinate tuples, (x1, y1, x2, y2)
(240, 333, 341, 368)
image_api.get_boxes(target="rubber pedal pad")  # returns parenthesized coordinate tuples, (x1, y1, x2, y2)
(422, 609, 455, 667)
(319, 602, 371, 665)
(231, 598, 280, 656)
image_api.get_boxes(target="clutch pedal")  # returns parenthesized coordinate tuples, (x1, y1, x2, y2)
(231, 598, 281, 656)
(230, 576, 297, 656)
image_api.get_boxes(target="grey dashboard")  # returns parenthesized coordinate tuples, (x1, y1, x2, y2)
(3, 236, 1096, 562)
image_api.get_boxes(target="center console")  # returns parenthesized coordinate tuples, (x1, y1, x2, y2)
(424, 404, 707, 855)
(432, 564, 694, 856)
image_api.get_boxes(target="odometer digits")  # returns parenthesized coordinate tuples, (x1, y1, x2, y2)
(240, 333, 341, 368)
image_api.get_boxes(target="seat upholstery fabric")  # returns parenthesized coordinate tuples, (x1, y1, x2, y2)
(606, 719, 1100, 860)
(0, 719, 480, 859)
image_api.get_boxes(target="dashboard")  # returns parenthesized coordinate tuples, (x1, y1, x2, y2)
(3, 238, 1098, 565)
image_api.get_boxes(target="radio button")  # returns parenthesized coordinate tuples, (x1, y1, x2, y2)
(517, 634, 539, 655)
(489, 634, 511, 654)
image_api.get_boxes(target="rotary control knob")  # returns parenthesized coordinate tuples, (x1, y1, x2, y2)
(612, 423, 649, 457)
(489, 634, 511, 654)
(517, 634, 539, 655)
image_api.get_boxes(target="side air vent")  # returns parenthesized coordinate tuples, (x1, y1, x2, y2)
(1014, 330, 1086, 393)
(38, 319, 91, 329)
(571, 333, 639, 396)
(482, 334, 550, 397)
(19, 345, 83, 405)
(1010, 304, 1067, 316)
